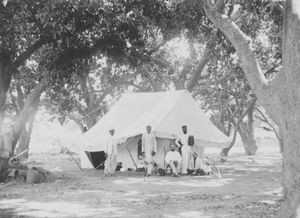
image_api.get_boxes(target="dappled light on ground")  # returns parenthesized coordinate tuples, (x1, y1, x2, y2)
(164, 211, 211, 218)
(0, 199, 125, 217)
(113, 177, 233, 188)
(0, 145, 282, 217)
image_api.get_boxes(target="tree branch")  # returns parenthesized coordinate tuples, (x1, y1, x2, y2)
(14, 38, 47, 67)
(142, 70, 162, 91)
(74, 100, 87, 116)
(127, 82, 145, 91)
(147, 39, 167, 56)
(186, 48, 212, 92)
(215, 0, 225, 13)
(255, 106, 282, 150)
(203, 1, 276, 104)
(53, 40, 107, 68)
(246, 99, 256, 136)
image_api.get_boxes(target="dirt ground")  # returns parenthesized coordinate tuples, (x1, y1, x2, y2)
(0, 145, 282, 218)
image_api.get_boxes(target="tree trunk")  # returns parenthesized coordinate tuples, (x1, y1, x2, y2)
(0, 80, 45, 180)
(0, 52, 13, 130)
(279, 1, 300, 216)
(11, 80, 46, 154)
(281, 122, 300, 217)
(255, 107, 283, 153)
(237, 125, 258, 156)
(16, 106, 38, 159)
(186, 50, 211, 92)
(219, 125, 238, 161)
(238, 100, 258, 156)
(203, 0, 300, 216)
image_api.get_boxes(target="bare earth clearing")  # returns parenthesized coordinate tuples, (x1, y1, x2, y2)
(0, 145, 282, 218)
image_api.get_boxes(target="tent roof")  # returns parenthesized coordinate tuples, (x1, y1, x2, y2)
(81, 90, 228, 151)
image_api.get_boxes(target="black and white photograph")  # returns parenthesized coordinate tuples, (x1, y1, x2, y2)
(0, 0, 299, 217)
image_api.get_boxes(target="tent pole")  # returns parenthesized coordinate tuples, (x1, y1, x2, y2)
(67, 148, 83, 171)
(117, 136, 139, 173)
(125, 144, 138, 170)
(163, 146, 166, 170)
(95, 160, 105, 169)
(58, 144, 83, 171)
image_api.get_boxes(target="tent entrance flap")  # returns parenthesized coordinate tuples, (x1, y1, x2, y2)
(85, 151, 106, 169)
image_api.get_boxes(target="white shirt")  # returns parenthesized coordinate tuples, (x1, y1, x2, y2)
(105, 135, 118, 155)
(165, 150, 182, 163)
(142, 133, 157, 155)
(176, 133, 189, 147)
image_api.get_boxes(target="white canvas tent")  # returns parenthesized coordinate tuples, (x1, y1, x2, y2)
(79, 90, 229, 169)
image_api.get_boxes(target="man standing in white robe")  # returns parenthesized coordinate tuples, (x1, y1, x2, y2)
(175, 125, 191, 175)
(142, 125, 157, 177)
(104, 129, 118, 176)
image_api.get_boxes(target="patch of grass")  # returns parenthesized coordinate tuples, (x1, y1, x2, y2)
(234, 200, 281, 218)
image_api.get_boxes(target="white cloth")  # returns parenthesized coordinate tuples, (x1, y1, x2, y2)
(142, 132, 157, 175)
(175, 133, 189, 147)
(190, 157, 211, 174)
(142, 133, 157, 162)
(165, 150, 182, 163)
(105, 135, 118, 155)
(104, 154, 117, 175)
(181, 145, 192, 174)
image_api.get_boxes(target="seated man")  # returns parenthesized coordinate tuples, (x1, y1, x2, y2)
(165, 144, 182, 177)
(190, 152, 211, 176)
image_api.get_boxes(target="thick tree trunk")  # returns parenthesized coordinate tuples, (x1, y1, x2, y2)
(237, 126, 258, 156)
(238, 102, 258, 156)
(16, 106, 38, 159)
(205, 0, 300, 217)
(17, 128, 32, 159)
(0, 52, 13, 130)
(279, 1, 300, 216)
(0, 80, 46, 180)
(203, 0, 300, 216)
(281, 123, 300, 217)
(11, 81, 46, 152)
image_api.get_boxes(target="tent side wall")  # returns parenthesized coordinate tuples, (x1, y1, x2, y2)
(117, 137, 212, 170)
(81, 137, 224, 169)
(117, 137, 174, 169)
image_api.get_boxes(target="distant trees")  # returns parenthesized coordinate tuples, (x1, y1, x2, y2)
(129, 0, 282, 158)
(45, 57, 138, 132)
(0, 0, 171, 175)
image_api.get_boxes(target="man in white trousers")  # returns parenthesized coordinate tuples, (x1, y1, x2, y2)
(104, 129, 118, 176)
(142, 125, 157, 177)
(175, 125, 192, 175)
